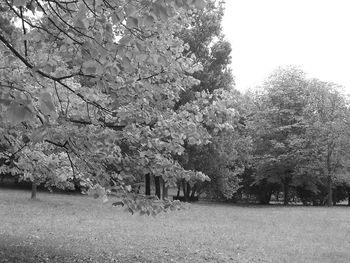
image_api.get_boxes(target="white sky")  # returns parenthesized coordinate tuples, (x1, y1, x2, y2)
(222, 0, 350, 93)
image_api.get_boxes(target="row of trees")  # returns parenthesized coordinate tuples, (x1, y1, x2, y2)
(198, 66, 350, 206)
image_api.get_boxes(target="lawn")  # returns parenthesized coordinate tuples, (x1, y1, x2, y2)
(0, 189, 350, 263)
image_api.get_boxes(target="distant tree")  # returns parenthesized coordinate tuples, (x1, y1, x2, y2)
(247, 66, 350, 206)
(248, 66, 309, 204)
(294, 80, 350, 206)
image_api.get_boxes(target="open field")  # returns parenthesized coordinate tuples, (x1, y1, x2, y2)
(0, 189, 350, 263)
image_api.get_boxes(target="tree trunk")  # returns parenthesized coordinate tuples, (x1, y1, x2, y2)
(145, 173, 151, 196)
(348, 190, 350, 206)
(31, 181, 37, 200)
(283, 181, 289, 205)
(155, 176, 161, 199)
(259, 189, 272, 204)
(176, 183, 180, 198)
(327, 175, 333, 207)
(162, 179, 168, 200)
(182, 180, 189, 202)
(186, 183, 192, 201)
(190, 184, 197, 198)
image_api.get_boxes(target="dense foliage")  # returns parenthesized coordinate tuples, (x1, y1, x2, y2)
(1, 1, 349, 209)
(0, 0, 239, 214)
(242, 66, 350, 205)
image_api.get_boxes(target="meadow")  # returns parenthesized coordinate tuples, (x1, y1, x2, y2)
(0, 189, 350, 263)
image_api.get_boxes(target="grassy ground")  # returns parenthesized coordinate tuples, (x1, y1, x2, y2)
(0, 189, 350, 263)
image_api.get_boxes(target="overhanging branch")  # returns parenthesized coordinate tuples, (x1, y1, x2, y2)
(0, 33, 112, 114)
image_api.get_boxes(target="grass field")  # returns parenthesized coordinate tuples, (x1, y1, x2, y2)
(0, 189, 350, 263)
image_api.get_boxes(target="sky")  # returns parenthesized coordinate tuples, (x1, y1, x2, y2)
(222, 0, 350, 93)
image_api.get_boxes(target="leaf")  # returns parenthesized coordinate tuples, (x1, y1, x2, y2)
(193, 0, 206, 9)
(13, 0, 26, 7)
(125, 5, 137, 16)
(157, 56, 167, 65)
(143, 15, 155, 27)
(151, 5, 168, 21)
(175, 0, 184, 8)
(6, 55, 17, 64)
(126, 17, 138, 28)
(112, 12, 124, 23)
(118, 36, 131, 46)
(38, 91, 57, 119)
(30, 126, 48, 143)
(22, 134, 30, 144)
(6, 102, 35, 125)
(82, 60, 102, 75)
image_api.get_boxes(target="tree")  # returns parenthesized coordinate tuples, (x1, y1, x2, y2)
(247, 66, 350, 206)
(0, 0, 239, 214)
(295, 80, 350, 206)
(169, 0, 247, 201)
(247, 66, 309, 204)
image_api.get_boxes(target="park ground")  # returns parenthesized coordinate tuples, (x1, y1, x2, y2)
(0, 189, 350, 263)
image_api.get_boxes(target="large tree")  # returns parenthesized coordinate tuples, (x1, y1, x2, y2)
(0, 0, 236, 213)
(247, 66, 350, 205)
(294, 80, 350, 206)
(248, 66, 309, 204)
(171, 0, 247, 201)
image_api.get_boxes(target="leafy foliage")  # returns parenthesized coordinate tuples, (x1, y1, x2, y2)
(246, 66, 350, 205)
(0, 0, 238, 213)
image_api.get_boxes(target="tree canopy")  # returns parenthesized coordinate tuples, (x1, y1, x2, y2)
(0, 0, 239, 214)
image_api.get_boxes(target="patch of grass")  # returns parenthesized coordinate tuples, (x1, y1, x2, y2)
(0, 189, 350, 262)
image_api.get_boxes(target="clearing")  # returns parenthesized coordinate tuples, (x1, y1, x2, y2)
(0, 189, 350, 263)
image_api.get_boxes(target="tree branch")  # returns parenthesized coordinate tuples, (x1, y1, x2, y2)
(0, 33, 112, 114)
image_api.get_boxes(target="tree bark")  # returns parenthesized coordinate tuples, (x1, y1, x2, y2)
(155, 176, 161, 199)
(283, 181, 289, 205)
(145, 173, 151, 196)
(190, 184, 197, 198)
(327, 175, 333, 207)
(348, 190, 350, 206)
(182, 180, 189, 202)
(31, 181, 37, 199)
(259, 189, 272, 204)
(162, 179, 168, 200)
(186, 183, 191, 201)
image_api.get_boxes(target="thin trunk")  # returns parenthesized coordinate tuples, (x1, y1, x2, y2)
(348, 190, 350, 206)
(162, 179, 168, 200)
(155, 176, 161, 199)
(326, 145, 333, 207)
(182, 180, 189, 202)
(190, 184, 197, 198)
(31, 181, 37, 199)
(185, 183, 192, 201)
(145, 173, 151, 196)
(283, 181, 289, 205)
(176, 183, 180, 197)
(327, 175, 333, 207)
